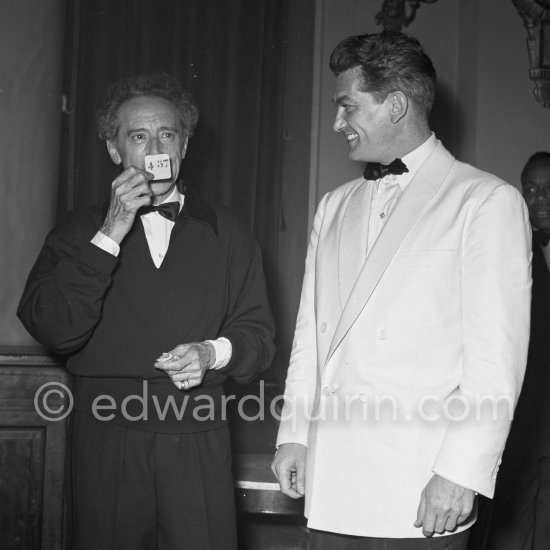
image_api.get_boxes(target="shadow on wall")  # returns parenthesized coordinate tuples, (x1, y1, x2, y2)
(430, 80, 463, 159)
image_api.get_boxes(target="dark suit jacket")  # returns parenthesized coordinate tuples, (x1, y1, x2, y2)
(505, 235, 550, 465)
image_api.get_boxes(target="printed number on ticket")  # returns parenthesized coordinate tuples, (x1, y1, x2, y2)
(145, 154, 171, 181)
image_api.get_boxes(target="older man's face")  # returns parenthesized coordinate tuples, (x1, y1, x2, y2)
(522, 158, 550, 233)
(107, 95, 188, 203)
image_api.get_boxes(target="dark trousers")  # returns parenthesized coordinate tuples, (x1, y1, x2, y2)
(309, 529, 469, 550)
(486, 456, 550, 550)
(70, 411, 237, 550)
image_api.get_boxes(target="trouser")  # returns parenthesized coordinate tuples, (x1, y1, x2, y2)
(70, 410, 237, 550)
(309, 528, 469, 550)
(486, 455, 550, 550)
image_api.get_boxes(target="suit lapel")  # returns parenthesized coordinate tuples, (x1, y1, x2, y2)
(338, 181, 373, 309)
(325, 143, 455, 365)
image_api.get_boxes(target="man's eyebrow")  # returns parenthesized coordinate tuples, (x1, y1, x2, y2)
(158, 126, 180, 133)
(127, 127, 148, 136)
(126, 126, 180, 135)
(333, 94, 353, 105)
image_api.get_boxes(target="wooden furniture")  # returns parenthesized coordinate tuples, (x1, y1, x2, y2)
(0, 348, 70, 550)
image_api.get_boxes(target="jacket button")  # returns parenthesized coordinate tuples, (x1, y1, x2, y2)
(320, 322, 328, 333)
(322, 386, 331, 397)
(379, 329, 388, 340)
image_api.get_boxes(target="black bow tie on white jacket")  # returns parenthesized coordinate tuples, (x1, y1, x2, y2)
(364, 158, 409, 181)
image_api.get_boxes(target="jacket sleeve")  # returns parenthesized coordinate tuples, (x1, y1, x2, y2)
(216, 218, 276, 384)
(17, 213, 118, 354)
(432, 183, 532, 497)
(276, 193, 329, 447)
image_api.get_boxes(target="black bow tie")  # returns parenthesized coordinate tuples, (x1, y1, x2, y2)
(139, 201, 180, 221)
(364, 158, 409, 181)
(534, 229, 550, 247)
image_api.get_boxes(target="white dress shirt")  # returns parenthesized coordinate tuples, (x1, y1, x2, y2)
(91, 186, 231, 369)
(366, 133, 438, 255)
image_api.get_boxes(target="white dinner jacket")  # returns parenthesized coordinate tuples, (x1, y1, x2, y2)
(277, 140, 532, 538)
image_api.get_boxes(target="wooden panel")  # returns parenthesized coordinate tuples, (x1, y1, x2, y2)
(0, 427, 45, 549)
(0, 349, 70, 550)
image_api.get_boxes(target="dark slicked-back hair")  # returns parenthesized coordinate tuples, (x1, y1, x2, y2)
(96, 73, 199, 141)
(329, 31, 436, 116)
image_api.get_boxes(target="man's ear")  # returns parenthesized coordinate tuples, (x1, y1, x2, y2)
(106, 140, 122, 165)
(389, 91, 408, 124)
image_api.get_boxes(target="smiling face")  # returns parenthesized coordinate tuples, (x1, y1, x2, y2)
(332, 67, 399, 164)
(107, 95, 188, 204)
(522, 157, 550, 233)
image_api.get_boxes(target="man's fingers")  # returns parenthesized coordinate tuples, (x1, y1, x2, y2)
(171, 343, 213, 373)
(271, 444, 306, 500)
(276, 465, 293, 492)
(420, 510, 436, 537)
(114, 165, 153, 187)
(154, 358, 193, 373)
(457, 492, 475, 524)
(414, 494, 426, 528)
(175, 379, 191, 391)
(154, 345, 191, 371)
(101, 169, 154, 244)
(276, 467, 302, 499)
(433, 512, 450, 534)
(114, 181, 152, 209)
(154, 344, 209, 392)
(457, 510, 471, 525)
(415, 475, 476, 537)
(296, 461, 306, 495)
(415, 502, 460, 536)
(283, 487, 304, 499)
(171, 372, 201, 386)
(444, 515, 458, 533)
(112, 168, 154, 209)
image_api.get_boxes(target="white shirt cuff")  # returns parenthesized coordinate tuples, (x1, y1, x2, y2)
(91, 231, 120, 257)
(206, 337, 232, 370)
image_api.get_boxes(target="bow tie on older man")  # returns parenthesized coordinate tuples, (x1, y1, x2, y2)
(138, 201, 180, 221)
(364, 158, 409, 181)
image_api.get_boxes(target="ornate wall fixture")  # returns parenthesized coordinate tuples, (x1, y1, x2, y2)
(375, 0, 439, 32)
(513, 0, 550, 108)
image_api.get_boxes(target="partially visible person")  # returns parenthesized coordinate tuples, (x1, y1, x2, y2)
(486, 152, 550, 550)
(17, 73, 275, 550)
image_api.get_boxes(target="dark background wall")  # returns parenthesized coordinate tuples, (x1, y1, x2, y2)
(0, 0, 65, 347)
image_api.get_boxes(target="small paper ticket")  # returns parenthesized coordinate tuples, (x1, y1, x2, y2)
(145, 154, 171, 181)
